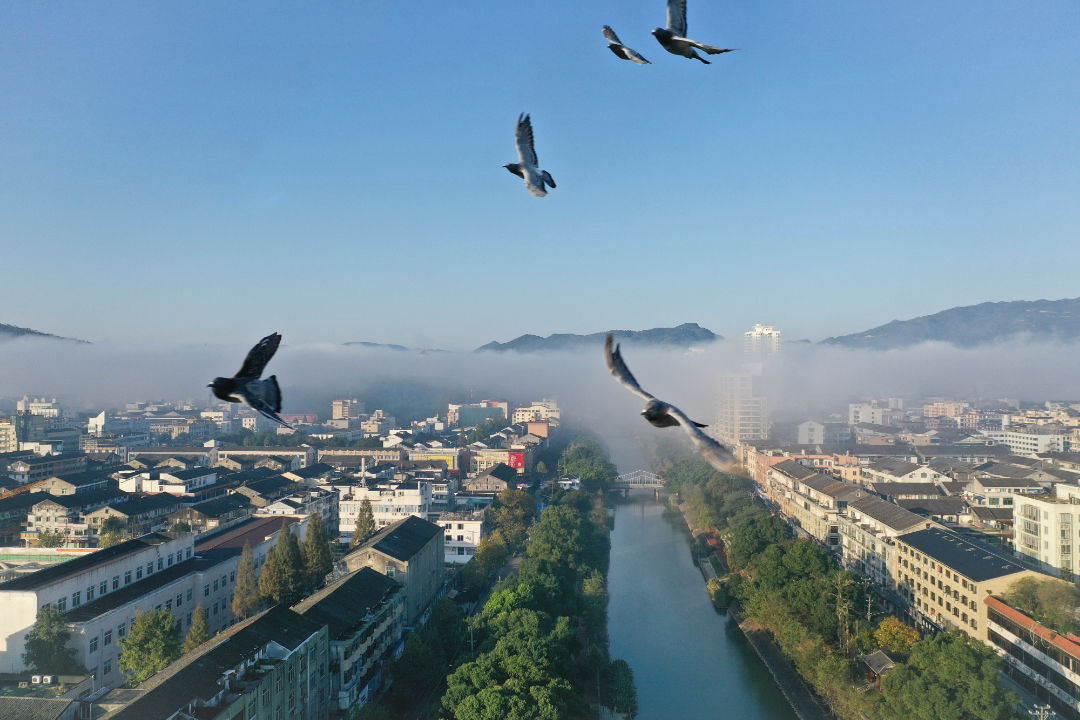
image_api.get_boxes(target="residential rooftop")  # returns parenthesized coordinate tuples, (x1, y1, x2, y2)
(900, 527, 1029, 582)
(0, 533, 174, 592)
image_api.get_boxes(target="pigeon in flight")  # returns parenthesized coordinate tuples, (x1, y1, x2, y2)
(652, 0, 736, 64)
(604, 333, 736, 472)
(603, 26, 651, 64)
(504, 113, 556, 197)
(209, 332, 292, 428)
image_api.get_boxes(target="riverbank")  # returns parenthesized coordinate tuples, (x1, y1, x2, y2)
(674, 501, 835, 720)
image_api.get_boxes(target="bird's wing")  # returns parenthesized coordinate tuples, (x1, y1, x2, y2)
(604, 333, 655, 402)
(602, 25, 623, 45)
(666, 404, 737, 472)
(687, 40, 736, 54)
(239, 385, 293, 429)
(667, 0, 688, 37)
(236, 332, 281, 379)
(626, 47, 651, 64)
(541, 170, 556, 189)
(515, 113, 539, 167)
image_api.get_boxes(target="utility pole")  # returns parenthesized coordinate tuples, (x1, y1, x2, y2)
(1029, 703, 1056, 720)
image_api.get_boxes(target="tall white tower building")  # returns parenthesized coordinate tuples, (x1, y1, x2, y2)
(743, 324, 782, 356)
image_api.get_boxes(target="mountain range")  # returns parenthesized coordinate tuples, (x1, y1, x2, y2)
(821, 297, 1080, 350)
(475, 322, 720, 353)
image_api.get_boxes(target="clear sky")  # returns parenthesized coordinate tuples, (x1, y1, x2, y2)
(3, 1, 1078, 350)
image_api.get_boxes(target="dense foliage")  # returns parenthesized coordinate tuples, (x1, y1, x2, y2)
(653, 447, 760, 532)
(183, 604, 210, 653)
(119, 609, 182, 685)
(557, 435, 618, 491)
(231, 542, 260, 619)
(22, 604, 83, 674)
(352, 498, 376, 547)
(441, 437, 631, 720)
(1003, 576, 1080, 634)
(302, 514, 334, 589)
(259, 523, 306, 606)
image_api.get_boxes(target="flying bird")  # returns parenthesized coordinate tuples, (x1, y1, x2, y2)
(504, 113, 556, 197)
(209, 332, 292, 428)
(603, 25, 651, 64)
(604, 333, 736, 472)
(652, 0, 736, 64)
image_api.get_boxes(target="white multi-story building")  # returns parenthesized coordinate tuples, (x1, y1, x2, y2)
(1012, 483, 1080, 577)
(716, 372, 768, 445)
(0, 421, 17, 453)
(743, 324, 781, 356)
(511, 399, 560, 425)
(16, 397, 63, 418)
(436, 511, 485, 563)
(983, 428, 1069, 456)
(337, 481, 432, 542)
(331, 398, 364, 421)
(118, 467, 218, 495)
(848, 402, 902, 427)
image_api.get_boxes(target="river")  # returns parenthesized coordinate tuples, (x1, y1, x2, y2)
(607, 491, 798, 720)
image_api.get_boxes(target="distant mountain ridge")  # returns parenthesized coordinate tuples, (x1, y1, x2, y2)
(822, 297, 1080, 350)
(343, 341, 447, 353)
(475, 322, 720, 353)
(0, 322, 88, 344)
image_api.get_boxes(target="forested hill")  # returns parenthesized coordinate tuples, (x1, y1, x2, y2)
(476, 322, 720, 353)
(821, 297, 1080, 350)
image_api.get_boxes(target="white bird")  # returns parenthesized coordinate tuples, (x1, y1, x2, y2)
(503, 113, 556, 198)
(652, 0, 736, 64)
(603, 25, 651, 65)
(604, 333, 737, 472)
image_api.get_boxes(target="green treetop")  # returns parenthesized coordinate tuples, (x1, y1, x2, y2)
(302, 514, 334, 590)
(119, 609, 182, 685)
(182, 604, 210, 653)
(351, 499, 376, 547)
(231, 542, 261, 620)
(22, 604, 83, 675)
(259, 522, 306, 606)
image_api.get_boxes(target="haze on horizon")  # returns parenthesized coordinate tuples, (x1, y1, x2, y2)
(2, 1, 1078, 350)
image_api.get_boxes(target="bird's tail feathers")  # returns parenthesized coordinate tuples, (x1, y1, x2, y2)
(542, 170, 556, 189)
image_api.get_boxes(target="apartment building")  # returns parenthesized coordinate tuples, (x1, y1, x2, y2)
(294, 567, 405, 714)
(985, 595, 1080, 720)
(839, 495, 931, 593)
(337, 481, 432, 541)
(8, 454, 88, 484)
(343, 516, 443, 625)
(511, 399, 560, 425)
(1012, 483, 1080, 577)
(103, 605, 329, 720)
(892, 527, 1046, 641)
(217, 446, 315, 469)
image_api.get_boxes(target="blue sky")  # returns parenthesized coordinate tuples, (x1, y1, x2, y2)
(3, 1, 1078, 350)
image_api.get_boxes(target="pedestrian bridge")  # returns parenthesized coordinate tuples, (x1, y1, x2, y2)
(613, 470, 664, 488)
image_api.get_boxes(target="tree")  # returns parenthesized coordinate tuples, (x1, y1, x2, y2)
(352, 499, 376, 547)
(183, 604, 209, 653)
(725, 514, 792, 569)
(881, 631, 1017, 720)
(99, 516, 127, 549)
(489, 489, 536, 550)
(259, 523, 305, 606)
(535, 460, 548, 476)
(302, 514, 334, 589)
(22, 604, 82, 674)
(119, 609, 182, 685)
(391, 634, 444, 696)
(874, 616, 920, 656)
(232, 542, 261, 619)
(34, 531, 66, 548)
(602, 659, 638, 718)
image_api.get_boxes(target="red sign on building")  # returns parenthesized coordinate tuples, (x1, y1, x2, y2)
(508, 452, 525, 469)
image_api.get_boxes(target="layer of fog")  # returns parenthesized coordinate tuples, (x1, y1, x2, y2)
(2, 336, 1078, 471)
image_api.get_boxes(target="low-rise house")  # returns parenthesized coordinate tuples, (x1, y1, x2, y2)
(8, 454, 88, 484)
(343, 516, 443, 625)
(233, 475, 297, 507)
(167, 495, 252, 533)
(463, 463, 517, 493)
(437, 511, 485, 563)
(256, 487, 338, 536)
(869, 482, 943, 502)
(84, 494, 183, 540)
(896, 496, 968, 524)
(117, 468, 218, 496)
(294, 567, 405, 714)
(862, 458, 947, 486)
(22, 490, 127, 547)
(36, 471, 113, 496)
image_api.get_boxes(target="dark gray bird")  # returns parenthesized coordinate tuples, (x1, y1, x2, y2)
(604, 333, 736, 472)
(503, 113, 556, 197)
(603, 25, 651, 64)
(208, 332, 292, 428)
(652, 0, 736, 64)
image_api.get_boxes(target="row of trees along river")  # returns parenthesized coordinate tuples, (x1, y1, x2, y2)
(655, 444, 1028, 720)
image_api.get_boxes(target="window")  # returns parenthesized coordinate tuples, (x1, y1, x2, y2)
(125, 570, 132, 585)
(186, 548, 192, 558)
(118, 622, 126, 638)
(87, 586, 94, 601)
(213, 579, 219, 591)
(100, 581, 107, 595)
(136, 567, 143, 580)
(230, 571, 235, 583)
(89, 637, 98, 653)
(157, 558, 163, 571)
(104, 659, 111, 676)
(72, 591, 81, 607)
(187, 589, 193, 601)
(166, 599, 172, 610)
(186, 612, 192, 626)
(104, 630, 112, 646)
(146, 562, 153, 576)
(167, 555, 173, 567)
(204, 584, 210, 597)
(57, 597, 66, 612)
(176, 593, 183, 607)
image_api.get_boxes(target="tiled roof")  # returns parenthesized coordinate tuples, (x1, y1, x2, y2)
(352, 516, 441, 563)
(293, 567, 401, 640)
(849, 495, 927, 532)
(771, 459, 817, 480)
